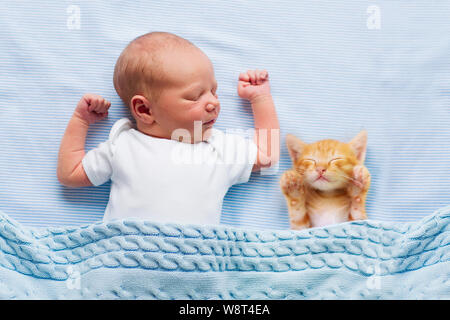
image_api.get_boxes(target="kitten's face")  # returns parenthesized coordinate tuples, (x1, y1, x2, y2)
(296, 140, 357, 191)
(286, 131, 367, 192)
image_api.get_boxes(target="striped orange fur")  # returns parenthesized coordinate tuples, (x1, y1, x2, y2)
(280, 131, 370, 230)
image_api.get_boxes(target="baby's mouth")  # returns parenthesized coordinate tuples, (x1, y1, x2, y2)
(203, 118, 216, 126)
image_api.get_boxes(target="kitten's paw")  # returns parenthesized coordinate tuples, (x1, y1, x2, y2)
(347, 165, 370, 197)
(280, 170, 304, 198)
(290, 221, 311, 230)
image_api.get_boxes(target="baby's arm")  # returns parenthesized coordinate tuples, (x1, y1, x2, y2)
(57, 94, 111, 187)
(238, 69, 280, 172)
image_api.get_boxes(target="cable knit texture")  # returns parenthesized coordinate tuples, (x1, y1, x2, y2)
(0, 207, 449, 299)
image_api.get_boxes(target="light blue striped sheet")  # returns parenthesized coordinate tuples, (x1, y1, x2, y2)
(0, 1, 449, 230)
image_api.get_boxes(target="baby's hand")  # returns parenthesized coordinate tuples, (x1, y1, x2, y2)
(74, 93, 111, 125)
(238, 69, 271, 102)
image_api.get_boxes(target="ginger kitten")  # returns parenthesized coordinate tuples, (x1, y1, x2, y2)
(280, 131, 370, 230)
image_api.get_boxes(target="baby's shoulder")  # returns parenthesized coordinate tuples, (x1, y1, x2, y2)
(108, 118, 134, 142)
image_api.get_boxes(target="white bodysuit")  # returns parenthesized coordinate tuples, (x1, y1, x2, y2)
(82, 118, 258, 225)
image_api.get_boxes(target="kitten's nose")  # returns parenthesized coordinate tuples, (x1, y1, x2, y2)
(316, 167, 326, 175)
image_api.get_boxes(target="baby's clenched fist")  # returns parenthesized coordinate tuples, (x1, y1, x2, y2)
(237, 69, 271, 102)
(75, 93, 111, 125)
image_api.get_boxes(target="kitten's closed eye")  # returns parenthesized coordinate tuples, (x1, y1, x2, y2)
(328, 157, 344, 165)
(303, 158, 343, 166)
(303, 158, 316, 164)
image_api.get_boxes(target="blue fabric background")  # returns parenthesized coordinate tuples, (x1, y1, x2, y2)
(0, 1, 449, 229)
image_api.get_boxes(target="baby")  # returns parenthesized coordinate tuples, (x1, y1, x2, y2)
(57, 32, 279, 225)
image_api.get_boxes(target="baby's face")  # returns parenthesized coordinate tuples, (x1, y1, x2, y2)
(150, 48, 220, 142)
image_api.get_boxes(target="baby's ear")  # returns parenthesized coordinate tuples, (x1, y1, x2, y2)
(131, 95, 155, 124)
(348, 130, 368, 163)
(286, 134, 306, 164)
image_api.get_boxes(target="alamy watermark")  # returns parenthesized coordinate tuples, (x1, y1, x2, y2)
(170, 121, 280, 175)
(67, 5, 81, 30)
(366, 263, 382, 291)
(66, 266, 81, 290)
(367, 5, 381, 30)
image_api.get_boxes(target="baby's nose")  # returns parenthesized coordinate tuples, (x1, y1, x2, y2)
(206, 103, 217, 112)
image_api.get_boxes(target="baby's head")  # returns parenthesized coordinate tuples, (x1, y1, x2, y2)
(113, 32, 220, 143)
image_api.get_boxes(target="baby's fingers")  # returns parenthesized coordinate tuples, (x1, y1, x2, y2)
(244, 69, 269, 85)
(247, 70, 257, 85)
(239, 72, 250, 82)
(256, 70, 268, 84)
(90, 98, 110, 113)
(238, 80, 250, 89)
(260, 70, 268, 79)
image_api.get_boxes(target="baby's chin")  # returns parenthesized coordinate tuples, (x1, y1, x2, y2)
(201, 127, 214, 141)
(187, 127, 214, 143)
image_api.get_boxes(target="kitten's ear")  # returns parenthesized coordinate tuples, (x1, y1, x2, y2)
(286, 134, 306, 163)
(348, 130, 368, 163)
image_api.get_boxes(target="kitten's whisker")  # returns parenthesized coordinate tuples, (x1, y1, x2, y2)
(333, 172, 357, 183)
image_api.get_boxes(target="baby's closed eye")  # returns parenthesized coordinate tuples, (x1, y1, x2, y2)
(185, 88, 218, 101)
(185, 93, 201, 101)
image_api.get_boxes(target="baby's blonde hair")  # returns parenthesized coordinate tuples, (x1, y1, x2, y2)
(113, 32, 195, 109)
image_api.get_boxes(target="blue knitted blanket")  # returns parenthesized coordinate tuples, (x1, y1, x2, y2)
(0, 207, 448, 299)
